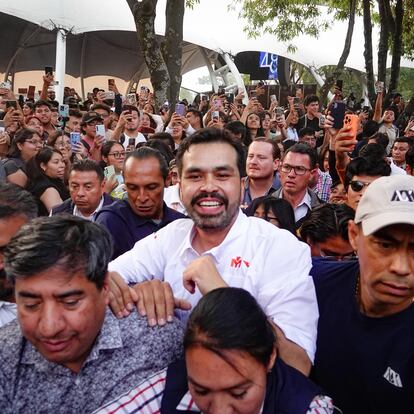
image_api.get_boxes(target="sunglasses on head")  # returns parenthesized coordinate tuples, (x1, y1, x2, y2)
(349, 180, 370, 192)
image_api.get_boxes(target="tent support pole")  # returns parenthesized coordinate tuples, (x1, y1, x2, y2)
(55, 29, 67, 104)
(80, 34, 87, 101)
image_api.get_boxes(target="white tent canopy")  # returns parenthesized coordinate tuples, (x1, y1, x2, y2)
(0, 0, 413, 99)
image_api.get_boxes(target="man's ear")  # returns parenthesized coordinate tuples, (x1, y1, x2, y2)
(348, 220, 360, 252)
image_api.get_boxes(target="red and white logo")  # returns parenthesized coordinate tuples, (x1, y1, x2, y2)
(230, 256, 250, 268)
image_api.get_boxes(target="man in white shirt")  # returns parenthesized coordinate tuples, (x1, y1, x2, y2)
(108, 128, 318, 375)
(111, 106, 146, 150)
(0, 183, 37, 327)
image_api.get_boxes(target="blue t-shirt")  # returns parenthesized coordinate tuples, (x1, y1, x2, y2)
(310, 257, 414, 413)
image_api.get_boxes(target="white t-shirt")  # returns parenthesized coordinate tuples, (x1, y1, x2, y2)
(122, 132, 146, 149)
(163, 184, 187, 215)
(109, 210, 318, 362)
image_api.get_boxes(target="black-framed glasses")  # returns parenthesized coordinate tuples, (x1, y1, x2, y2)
(280, 163, 311, 176)
(108, 151, 126, 158)
(349, 180, 371, 192)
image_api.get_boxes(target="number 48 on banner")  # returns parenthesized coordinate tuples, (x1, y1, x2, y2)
(259, 52, 278, 80)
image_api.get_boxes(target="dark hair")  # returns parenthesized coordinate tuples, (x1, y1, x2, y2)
(359, 143, 386, 159)
(122, 104, 140, 115)
(393, 137, 412, 147)
(90, 103, 111, 115)
(4, 215, 112, 289)
(176, 128, 244, 177)
(70, 159, 104, 182)
(344, 156, 391, 190)
(299, 203, 355, 244)
(245, 196, 296, 234)
(101, 140, 124, 158)
(184, 287, 276, 367)
(250, 137, 281, 160)
(406, 145, 414, 171)
(8, 128, 41, 158)
(69, 109, 82, 118)
(187, 109, 203, 128)
(318, 144, 330, 173)
(22, 102, 34, 111)
(33, 100, 52, 110)
(125, 146, 169, 180)
(0, 183, 38, 220)
(245, 112, 265, 140)
(26, 147, 62, 182)
(283, 142, 318, 169)
(224, 120, 248, 146)
(282, 139, 297, 152)
(47, 129, 69, 147)
(370, 132, 389, 152)
(137, 139, 174, 166)
(304, 94, 319, 107)
(149, 132, 175, 153)
(298, 127, 315, 139)
(360, 120, 379, 139)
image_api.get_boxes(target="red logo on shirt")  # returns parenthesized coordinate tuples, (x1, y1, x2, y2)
(230, 256, 250, 268)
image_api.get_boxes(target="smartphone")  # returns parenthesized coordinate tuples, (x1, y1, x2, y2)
(250, 90, 257, 98)
(270, 95, 277, 103)
(59, 104, 69, 118)
(201, 95, 208, 102)
(104, 165, 116, 180)
(319, 114, 326, 128)
(128, 138, 136, 147)
(108, 79, 115, 87)
(343, 114, 360, 151)
(375, 81, 384, 94)
(330, 101, 346, 129)
(0, 120, 5, 133)
(293, 97, 300, 107)
(70, 132, 81, 150)
(95, 124, 106, 137)
(218, 87, 225, 96)
(0, 81, 11, 90)
(45, 66, 53, 76)
(212, 111, 220, 120)
(275, 107, 285, 117)
(126, 93, 137, 106)
(175, 103, 186, 116)
(104, 91, 115, 100)
(6, 100, 17, 109)
(226, 93, 234, 104)
(336, 80, 343, 91)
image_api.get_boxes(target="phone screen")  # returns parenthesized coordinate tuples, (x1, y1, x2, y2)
(175, 103, 186, 117)
(330, 102, 346, 129)
(45, 66, 53, 75)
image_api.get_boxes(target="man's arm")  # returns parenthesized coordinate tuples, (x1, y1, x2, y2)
(373, 91, 383, 123)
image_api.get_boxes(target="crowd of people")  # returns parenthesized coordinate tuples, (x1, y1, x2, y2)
(0, 71, 414, 413)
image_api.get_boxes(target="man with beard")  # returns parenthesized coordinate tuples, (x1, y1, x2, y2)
(107, 128, 318, 375)
(0, 183, 37, 327)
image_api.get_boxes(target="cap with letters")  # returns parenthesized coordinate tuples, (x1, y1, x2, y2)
(354, 175, 414, 235)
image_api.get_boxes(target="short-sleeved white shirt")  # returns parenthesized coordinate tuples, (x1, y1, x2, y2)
(109, 210, 318, 361)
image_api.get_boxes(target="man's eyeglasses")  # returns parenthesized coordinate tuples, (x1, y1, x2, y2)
(108, 151, 126, 158)
(349, 180, 371, 192)
(280, 163, 311, 176)
(25, 139, 43, 146)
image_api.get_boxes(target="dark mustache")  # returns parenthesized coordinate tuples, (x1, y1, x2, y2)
(191, 192, 228, 207)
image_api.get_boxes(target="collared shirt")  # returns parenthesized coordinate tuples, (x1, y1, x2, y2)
(109, 210, 318, 362)
(241, 177, 277, 208)
(164, 184, 187, 215)
(0, 301, 16, 327)
(95, 200, 186, 259)
(276, 189, 312, 222)
(93, 368, 334, 414)
(73, 195, 105, 221)
(0, 309, 183, 413)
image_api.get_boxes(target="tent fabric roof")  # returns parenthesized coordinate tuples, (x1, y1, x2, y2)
(0, 0, 412, 81)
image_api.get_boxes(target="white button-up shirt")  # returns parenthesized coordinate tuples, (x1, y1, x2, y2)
(0, 301, 17, 327)
(109, 210, 318, 361)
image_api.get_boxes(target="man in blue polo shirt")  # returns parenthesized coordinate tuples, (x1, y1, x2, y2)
(95, 147, 185, 259)
(310, 175, 414, 413)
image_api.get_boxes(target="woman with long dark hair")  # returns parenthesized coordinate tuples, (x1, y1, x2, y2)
(26, 147, 69, 215)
